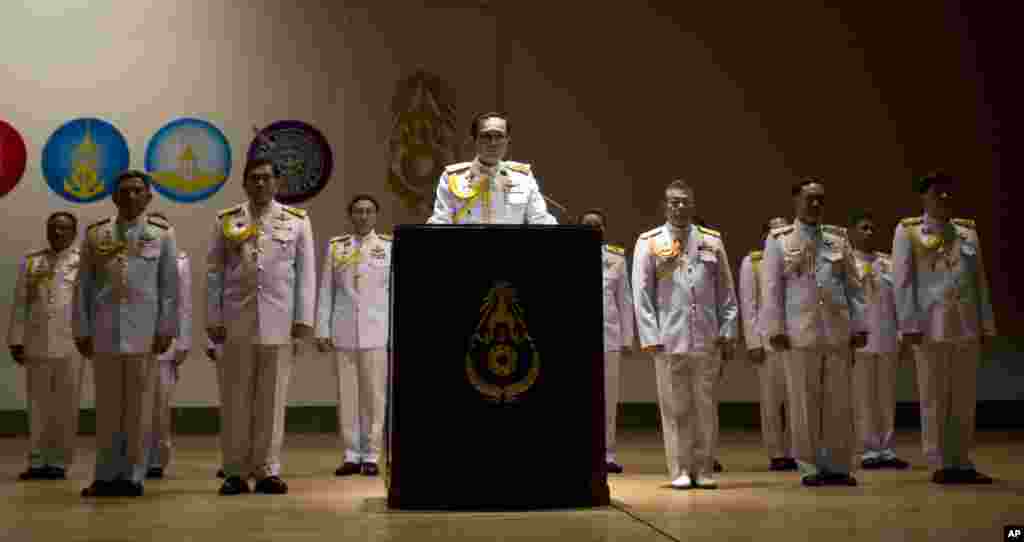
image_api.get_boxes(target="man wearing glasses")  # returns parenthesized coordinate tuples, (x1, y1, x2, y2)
(427, 112, 557, 225)
(633, 179, 738, 490)
(206, 158, 316, 496)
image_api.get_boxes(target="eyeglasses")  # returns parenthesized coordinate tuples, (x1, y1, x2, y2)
(666, 199, 695, 208)
(477, 133, 507, 143)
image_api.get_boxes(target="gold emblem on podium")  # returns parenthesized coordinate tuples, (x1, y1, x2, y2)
(465, 281, 541, 403)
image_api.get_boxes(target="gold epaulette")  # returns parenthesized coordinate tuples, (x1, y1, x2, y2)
(770, 225, 794, 238)
(444, 162, 472, 174)
(900, 216, 923, 227)
(697, 225, 721, 238)
(329, 234, 351, 245)
(952, 218, 976, 229)
(147, 215, 170, 230)
(639, 226, 663, 240)
(504, 161, 532, 175)
(821, 224, 847, 237)
(378, 233, 393, 242)
(605, 244, 624, 255)
(283, 206, 307, 219)
(749, 250, 763, 261)
(87, 217, 111, 230)
(218, 204, 244, 218)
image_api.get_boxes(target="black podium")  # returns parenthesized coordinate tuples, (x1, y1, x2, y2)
(384, 225, 610, 510)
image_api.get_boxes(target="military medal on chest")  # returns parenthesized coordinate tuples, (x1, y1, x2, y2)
(333, 240, 364, 292)
(26, 255, 55, 304)
(916, 225, 959, 272)
(652, 235, 682, 281)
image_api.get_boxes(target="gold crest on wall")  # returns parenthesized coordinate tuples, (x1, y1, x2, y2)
(386, 70, 462, 216)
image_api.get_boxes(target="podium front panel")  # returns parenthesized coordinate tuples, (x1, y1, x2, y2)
(385, 225, 609, 510)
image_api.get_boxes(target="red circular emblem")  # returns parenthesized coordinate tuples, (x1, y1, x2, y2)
(0, 120, 28, 198)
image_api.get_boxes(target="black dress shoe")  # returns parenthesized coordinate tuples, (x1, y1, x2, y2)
(606, 461, 624, 474)
(713, 459, 724, 473)
(253, 476, 288, 494)
(770, 457, 798, 471)
(335, 462, 361, 476)
(801, 473, 828, 487)
(861, 456, 885, 469)
(216, 469, 226, 479)
(47, 466, 67, 480)
(879, 457, 910, 470)
(931, 468, 955, 484)
(219, 476, 251, 495)
(146, 467, 164, 479)
(954, 469, 994, 484)
(823, 472, 858, 486)
(18, 467, 46, 481)
(119, 480, 144, 497)
(81, 480, 114, 497)
(361, 463, 379, 476)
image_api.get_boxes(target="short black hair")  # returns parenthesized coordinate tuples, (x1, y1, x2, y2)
(243, 158, 280, 179)
(113, 169, 152, 192)
(47, 211, 78, 231)
(469, 111, 510, 139)
(914, 170, 954, 194)
(849, 209, 874, 226)
(348, 193, 380, 215)
(792, 176, 825, 196)
(577, 208, 606, 226)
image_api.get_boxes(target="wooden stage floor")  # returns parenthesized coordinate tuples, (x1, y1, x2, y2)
(2, 429, 1022, 541)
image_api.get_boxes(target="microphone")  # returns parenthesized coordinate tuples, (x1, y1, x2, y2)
(542, 193, 570, 216)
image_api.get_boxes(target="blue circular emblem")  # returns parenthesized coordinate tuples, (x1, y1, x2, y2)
(145, 118, 232, 203)
(41, 118, 130, 203)
(247, 120, 333, 205)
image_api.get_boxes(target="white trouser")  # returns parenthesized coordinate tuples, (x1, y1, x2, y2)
(146, 359, 178, 469)
(25, 355, 84, 469)
(784, 347, 856, 476)
(852, 351, 898, 459)
(653, 352, 719, 479)
(220, 341, 293, 480)
(604, 350, 621, 463)
(914, 340, 979, 470)
(334, 348, 387, 464)
(757, 350, 791, 459)
(92, 353, 157, 484)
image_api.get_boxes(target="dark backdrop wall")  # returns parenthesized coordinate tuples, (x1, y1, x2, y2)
(499, 1, 1017, 335)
